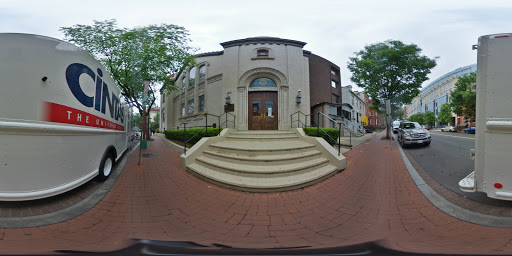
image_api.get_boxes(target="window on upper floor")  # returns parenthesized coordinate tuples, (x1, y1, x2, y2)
(182, 76, 186, 91)
(331, 80, 337, 88)
(199, 65, 206, 83)
(181, 103, 185, 116)
(257, 49, 269, 57)
(189, 67, 196, 87)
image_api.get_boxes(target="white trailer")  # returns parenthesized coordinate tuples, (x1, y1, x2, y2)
(0, 33, 132, 201)
(459, 33, 512, 200)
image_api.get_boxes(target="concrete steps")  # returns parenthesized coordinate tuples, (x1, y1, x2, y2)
(181, 129, 346, 192)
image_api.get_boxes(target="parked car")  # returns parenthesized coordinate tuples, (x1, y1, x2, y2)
(464, 126, 476, 134)
(392, 121, 401, 133)
(397, 121, 431, 148)
(441, 125, 457, 132)
(133, 128, 142, 138)
(364, 126, 374, 133)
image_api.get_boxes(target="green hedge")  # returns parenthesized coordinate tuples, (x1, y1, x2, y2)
(303, 127, 339, 145)
(164, 128, 222, 145)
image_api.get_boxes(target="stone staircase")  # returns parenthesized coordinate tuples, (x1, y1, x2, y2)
(181, 129, 346, 192)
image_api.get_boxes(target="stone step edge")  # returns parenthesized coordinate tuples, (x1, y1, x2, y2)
(196, 156, 329, 174)
(203, 150, 322, 162)
(209, 143, 315, 152)
(226, 135, 299, 139)
(187, 163, 339, 191)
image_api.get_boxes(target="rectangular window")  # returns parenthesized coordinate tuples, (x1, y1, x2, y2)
(331, 80, 337, 88)
(187, 99, 194, 115)
(181, 103, 185, 116)
(199, 95, 205, 112)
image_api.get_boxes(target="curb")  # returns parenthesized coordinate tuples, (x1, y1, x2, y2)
(393, 134, 512, 227)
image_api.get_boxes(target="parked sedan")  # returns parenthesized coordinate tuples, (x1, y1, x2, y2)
(397, 121, 431, 148)
(441, 125, 457, 132)
(464, 126, 476, 134)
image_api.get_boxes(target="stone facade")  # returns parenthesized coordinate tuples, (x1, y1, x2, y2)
(161, 37, 343, 131)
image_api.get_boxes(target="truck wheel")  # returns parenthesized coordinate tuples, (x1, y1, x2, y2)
(97, 151, 115, 181)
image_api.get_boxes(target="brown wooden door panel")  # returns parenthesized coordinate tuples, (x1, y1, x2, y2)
(248, 92, 278, 130)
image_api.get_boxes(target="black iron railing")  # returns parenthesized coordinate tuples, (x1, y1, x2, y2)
(291, 111, 352, 156)
(290, 111, 310, 129)
(181, 112, 236, 154)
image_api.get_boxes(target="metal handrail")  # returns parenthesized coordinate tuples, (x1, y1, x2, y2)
(291, 111, 354, 156)
(290, 111, 310, 129)
(180, 112, 236, 154)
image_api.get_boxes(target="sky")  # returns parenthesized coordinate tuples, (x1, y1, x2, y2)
(2, 0, 512, 98)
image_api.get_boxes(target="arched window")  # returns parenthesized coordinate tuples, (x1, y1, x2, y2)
(250, 78, 276, 88)
(181, 76, 186, 91)
(189, 67, 196, 87)
(199, 65, 206, 82)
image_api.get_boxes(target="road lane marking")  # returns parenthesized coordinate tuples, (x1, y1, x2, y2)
(430, 132, 475, 140)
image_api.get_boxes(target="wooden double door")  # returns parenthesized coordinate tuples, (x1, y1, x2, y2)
(248, 91, 278, 130)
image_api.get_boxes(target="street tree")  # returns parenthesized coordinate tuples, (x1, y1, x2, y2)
(347, 40, 437, 138)
(437, 103, 453, 125)
(451, 72, 477, 123)
(393, 107, 404, 120)
(409, 113, 424, 124)
(60, 19, 195, 138)
(424, 111, 436, 127)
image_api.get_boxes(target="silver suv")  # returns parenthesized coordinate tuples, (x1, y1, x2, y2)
(397, 121, 431, 147)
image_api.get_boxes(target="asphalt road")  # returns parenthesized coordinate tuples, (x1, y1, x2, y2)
(402, 130, 512, 207)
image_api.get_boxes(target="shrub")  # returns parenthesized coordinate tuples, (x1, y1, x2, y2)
(164, 128, 222, 145)
(303, 127, 339, 145)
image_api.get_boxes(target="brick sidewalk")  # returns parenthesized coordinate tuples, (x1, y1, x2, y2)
(1, 132, 512, 254)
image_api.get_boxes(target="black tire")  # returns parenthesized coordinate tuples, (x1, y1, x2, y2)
(97, 150, 115, 181)
(441, 129, 444, 132)
(399, 136, 406, 148)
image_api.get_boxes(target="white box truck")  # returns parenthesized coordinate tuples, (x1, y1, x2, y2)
(459, 33, 512, 200)
(0, 33, 133, 201)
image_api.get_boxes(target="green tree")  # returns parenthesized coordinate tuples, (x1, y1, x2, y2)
(424, 111, 436, 127)
(409, 113, 424, 124)
(347, 40, 437, 138)
(60, 19, 195, 138)
(133, 113, 142, 128)
(451, 72, 477, 123)
(393, 107, 405, 120)
(437, 103, 453, 125)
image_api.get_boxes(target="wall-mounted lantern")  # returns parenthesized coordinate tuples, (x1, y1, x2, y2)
(296, 89, 302, 104)
(225, 93, 231, 105)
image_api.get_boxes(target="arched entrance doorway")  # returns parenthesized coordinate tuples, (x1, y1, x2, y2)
(248, 78, 278, 130)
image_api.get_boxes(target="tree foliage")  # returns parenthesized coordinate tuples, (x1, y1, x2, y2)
(451, 72, 477, 123)
(60, 19, 195, 118)
(409, 113, 424, 124)
(393, 107, 405, 120)
(424, 111, 436, 126)
(347, 40, 437, 137)
(437, 103, 453, 125)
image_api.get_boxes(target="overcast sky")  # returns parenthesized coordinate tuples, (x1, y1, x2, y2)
(2, 0, 511, 94)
